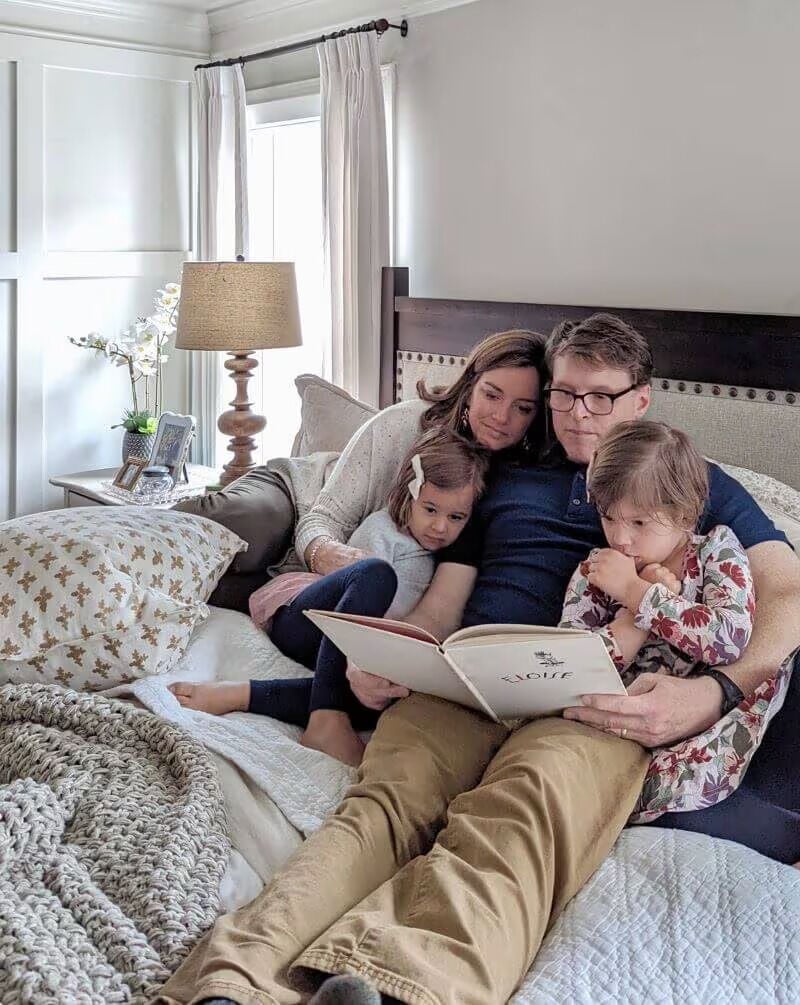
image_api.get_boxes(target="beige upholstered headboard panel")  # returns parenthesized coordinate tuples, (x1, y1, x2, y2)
(395, 354, 800, 490)
(382, 268, 800, 490)
(648, 381, 799, 489)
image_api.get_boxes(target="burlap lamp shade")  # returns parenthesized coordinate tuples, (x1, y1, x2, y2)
(176, 261, 302, 352)
(176, 260, 303, 486)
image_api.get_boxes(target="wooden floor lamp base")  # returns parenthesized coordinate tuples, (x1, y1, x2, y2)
(217, 351, 266, 487)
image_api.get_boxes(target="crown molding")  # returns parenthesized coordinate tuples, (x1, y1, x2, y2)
(0, 0, 211, 56)
(209, 0, 479, 59)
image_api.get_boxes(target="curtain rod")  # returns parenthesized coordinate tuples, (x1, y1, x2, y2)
(196, 17, 409, 71)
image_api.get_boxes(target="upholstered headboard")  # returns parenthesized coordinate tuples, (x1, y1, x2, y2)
(380, 268, 800, 490)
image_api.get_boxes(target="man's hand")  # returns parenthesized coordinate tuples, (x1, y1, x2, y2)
(346, 663, 410, 710)
(640, 563, 681, 595)
(563, 673, 723, 748)
(310, 540, 369, 576)
(587, 549, 645, 609)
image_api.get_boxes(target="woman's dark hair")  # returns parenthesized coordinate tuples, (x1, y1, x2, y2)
(417, 329, 547, 463)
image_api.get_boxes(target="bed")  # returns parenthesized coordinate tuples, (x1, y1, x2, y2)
(5, 270, 800, 1002)
(124, 267, 800, 1002)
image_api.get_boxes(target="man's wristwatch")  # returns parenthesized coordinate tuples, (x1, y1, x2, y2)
(698, 667, 745, 716)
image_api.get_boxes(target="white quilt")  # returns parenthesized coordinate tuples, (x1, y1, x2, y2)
(126, 609, 800, 1004)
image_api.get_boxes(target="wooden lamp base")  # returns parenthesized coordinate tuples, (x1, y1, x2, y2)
(217, 351, 266, 487)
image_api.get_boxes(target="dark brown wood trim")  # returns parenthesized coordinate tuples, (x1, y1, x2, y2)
(380, 267, 409, 407)
(379, 275, 800, 393)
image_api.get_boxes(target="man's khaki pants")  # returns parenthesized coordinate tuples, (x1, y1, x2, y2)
(156, 694, 648, 1005)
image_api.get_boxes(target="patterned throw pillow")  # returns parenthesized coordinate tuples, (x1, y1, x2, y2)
(0, 508, 246, 690)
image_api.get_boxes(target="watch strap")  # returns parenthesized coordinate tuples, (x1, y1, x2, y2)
(699, 667, 745, 717)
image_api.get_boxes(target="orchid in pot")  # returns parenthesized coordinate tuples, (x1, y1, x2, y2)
(69, 283, 180, 461)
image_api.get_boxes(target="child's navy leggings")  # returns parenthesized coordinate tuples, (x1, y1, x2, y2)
(249, 557, 398, 730)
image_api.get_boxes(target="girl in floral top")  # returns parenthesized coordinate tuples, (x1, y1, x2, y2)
(560, 420, 773, 822)
(561, 419, 755, 680)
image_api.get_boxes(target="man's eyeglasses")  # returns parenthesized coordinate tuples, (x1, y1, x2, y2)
(543, 384, 639, 416)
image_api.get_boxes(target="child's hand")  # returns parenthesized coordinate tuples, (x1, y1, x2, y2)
(586, 549, 642, 607)
(346, 662, 410, 710)
(640, 563, 681, 595)
(612, 606, 637, 628)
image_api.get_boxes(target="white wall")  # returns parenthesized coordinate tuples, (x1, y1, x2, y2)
(0, 25, 199, 516)
(393, 0, 800, 312)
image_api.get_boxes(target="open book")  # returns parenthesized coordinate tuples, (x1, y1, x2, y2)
(304, 611, 626, 722)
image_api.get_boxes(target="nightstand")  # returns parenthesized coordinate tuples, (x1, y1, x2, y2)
(49, 465, 220, 508)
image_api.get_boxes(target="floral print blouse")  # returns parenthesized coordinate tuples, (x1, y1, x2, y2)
(560, 525, 790, 824)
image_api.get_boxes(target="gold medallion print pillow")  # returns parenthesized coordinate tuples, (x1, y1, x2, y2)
(0, 508, 246, 690)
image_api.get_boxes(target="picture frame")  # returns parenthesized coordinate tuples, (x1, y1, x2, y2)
(148, 412, 195, 486)
(113, 456, 148, 491)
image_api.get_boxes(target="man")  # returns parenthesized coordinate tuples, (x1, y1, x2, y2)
(157, 315, 800, 1005)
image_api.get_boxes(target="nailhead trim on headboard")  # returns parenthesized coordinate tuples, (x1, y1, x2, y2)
(396, 351, 467, 399)
(396, 353, 796, 406)
(657, 379, 797, 405)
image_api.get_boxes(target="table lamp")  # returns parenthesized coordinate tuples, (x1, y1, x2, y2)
(176, 260, 302, 486)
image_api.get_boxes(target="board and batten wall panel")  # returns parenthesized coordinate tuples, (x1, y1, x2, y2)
(0, 60, 14, 252)
(43, 277, 171, 511)
(44, 69, 190, 253)
(0, 280, 13, 521)
(0, 29, 196, 516)
(0, 59, 16, 520)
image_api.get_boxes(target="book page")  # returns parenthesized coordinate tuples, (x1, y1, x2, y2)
(304, 611, 483, 711)
(446, 634, 626, 719)
(445, 623, 590, 646)
(306, 610, 439, 644)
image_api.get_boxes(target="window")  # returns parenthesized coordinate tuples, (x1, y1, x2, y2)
(221, 69, 396, 465)
(216, 90, 325, 465)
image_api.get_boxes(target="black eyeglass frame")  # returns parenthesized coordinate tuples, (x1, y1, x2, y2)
(543, 383, 641, 416)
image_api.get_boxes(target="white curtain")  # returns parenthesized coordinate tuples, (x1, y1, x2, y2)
(318, 33, 390, 407)
(190, 64, 249, 464)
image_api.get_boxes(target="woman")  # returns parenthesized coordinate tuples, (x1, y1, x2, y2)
(176, 331, 545, 613)
(296, 329, 546, 579)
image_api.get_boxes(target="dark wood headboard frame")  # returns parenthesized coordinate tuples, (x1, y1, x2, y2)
(379, 266, 800, 409)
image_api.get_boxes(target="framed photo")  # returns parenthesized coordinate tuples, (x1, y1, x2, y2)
(113, 456, 148, 491)
(148, 412, 195, 485)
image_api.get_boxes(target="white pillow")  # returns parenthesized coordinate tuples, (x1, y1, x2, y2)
(719, 461, 800, 551)
(291, 374, 377, 457)
(0, 508, 245, 690)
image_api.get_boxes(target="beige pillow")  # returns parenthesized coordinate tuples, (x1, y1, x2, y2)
(0, 508, 245, 690)
(291, 374, 377, 457)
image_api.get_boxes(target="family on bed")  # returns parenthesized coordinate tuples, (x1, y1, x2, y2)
(158, 314, 800, 1005)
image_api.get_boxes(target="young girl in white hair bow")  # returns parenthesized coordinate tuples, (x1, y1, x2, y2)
(171, 427, 490, 765)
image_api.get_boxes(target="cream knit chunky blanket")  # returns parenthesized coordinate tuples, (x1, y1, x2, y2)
(0, 683, 229, 1004)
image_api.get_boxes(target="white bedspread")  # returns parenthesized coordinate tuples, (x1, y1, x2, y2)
(520, 827, 800, 1004)
(125, 609, 800, 1003)
(127, 610, 355, 837)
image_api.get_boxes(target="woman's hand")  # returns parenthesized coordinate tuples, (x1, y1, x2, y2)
(346, 663, 410, 710)
(308, 539, 369, 576)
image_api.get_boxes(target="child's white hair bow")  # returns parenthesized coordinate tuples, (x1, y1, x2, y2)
(407, 453, 425, 500)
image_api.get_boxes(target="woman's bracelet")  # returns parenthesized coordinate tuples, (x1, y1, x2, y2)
(307, 536, 333, 574)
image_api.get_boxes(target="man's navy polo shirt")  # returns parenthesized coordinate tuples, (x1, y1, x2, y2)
(439, 461, 788, 629)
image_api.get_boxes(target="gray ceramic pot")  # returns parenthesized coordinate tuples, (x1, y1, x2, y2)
(122, 430, 156, 463)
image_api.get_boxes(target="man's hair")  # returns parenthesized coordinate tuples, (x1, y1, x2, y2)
(386, 427, 490, 530)
(588, 420, 708, 530)
(545, 313, 654, 387)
